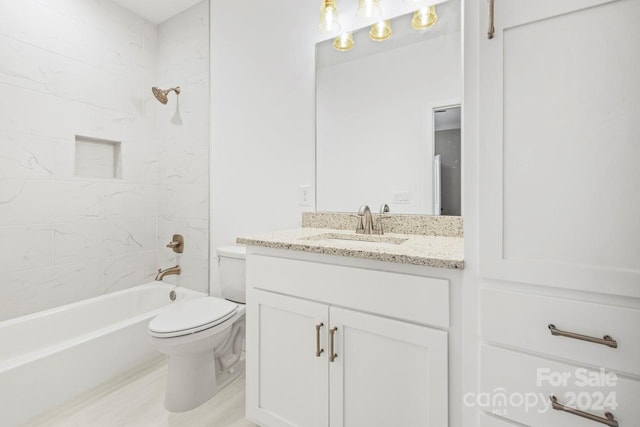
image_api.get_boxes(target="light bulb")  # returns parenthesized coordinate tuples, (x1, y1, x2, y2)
(369, 20, 392, 41)
(356, 0, 382, 20)
(318, 0, 341, 33)
(411, 5, 438, 30)
(333, 33, 354, 51)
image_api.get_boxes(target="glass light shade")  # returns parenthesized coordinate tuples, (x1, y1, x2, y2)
(369, 20, 392, 41)
(411, 6, 438, 30)
(403, 0, 428, 7)
(333, 33, 354, 51)
(318, 0, 341, 33)
(356, 0, 381, 20)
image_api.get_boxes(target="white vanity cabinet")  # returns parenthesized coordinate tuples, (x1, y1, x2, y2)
(245, 249, 452, 427)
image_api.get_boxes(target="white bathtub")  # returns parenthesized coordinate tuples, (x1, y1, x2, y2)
(0, 282, 205, 426)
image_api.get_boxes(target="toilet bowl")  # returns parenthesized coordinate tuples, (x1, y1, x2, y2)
(148, 246, 247, 412)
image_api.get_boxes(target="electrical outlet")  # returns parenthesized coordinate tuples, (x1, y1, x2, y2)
(393, 191, 411, 204)
(299, 185, 312, 206)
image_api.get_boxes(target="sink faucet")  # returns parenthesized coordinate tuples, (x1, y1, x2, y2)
(155, 265, 181, 281)
(357, 205, 375, 234)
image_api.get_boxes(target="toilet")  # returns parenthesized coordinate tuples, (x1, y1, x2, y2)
(148, 246, 246, 412)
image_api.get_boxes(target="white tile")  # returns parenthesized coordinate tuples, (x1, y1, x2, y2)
(53, 221, 103, 264)
(159, 183, 209, 221)
(102, 250, 156, 293)
(0, 84, 102, 139)
(0, 259, 103, 321)
(101, 219, 145, 256)
(0, 0, 104, 68)
(0, 225, 52, 273)
(0, 131, 58, 179)
(158, 143, 209, 184)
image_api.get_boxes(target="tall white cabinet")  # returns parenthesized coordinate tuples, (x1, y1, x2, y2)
(473, 0, 640, 426)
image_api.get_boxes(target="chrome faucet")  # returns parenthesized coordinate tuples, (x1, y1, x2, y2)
(356, 205, 375, 234)
(155, 265, 181, 281)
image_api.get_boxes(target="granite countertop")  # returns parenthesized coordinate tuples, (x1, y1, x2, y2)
(236, 227, 464, 270)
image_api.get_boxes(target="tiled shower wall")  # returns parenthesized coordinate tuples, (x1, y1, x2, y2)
(0, 0, 210, 321)
(156, 1, 210, 294)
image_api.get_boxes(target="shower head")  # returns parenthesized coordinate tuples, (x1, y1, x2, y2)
(152, 86, 181, 104)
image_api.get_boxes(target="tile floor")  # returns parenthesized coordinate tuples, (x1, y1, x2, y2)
(30, 358, 258, 427)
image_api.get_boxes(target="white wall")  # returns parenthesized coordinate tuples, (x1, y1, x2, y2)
(209, 0, 316, 295)
(0, 0, 159, 321)
(156, 1, 210, 294)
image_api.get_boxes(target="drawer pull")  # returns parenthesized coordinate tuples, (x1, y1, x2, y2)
(550, 395, 618, 427)
(315, 323, 324, 357)
(487, 0, 495, 39)
(548, 324, 617, 349)
(329, 327, 338, 362)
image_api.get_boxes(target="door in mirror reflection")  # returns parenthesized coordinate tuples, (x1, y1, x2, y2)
(433, 105, 461, 216)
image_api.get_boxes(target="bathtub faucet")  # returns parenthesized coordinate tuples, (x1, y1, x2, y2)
(155, 265, 181, 281)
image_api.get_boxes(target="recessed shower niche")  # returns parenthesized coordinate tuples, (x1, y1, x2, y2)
(74, 135, 122, 179)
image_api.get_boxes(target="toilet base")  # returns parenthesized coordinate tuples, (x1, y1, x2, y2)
(164, 353, 244, 412)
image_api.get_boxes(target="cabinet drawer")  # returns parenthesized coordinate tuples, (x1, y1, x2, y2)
(481, 345, 640, 427)
(481, 289, 640, 376)
(247, 254, 449, 328)
(479, 412, 526, 427)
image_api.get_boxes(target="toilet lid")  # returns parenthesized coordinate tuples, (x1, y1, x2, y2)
(149, 297, 238, 337)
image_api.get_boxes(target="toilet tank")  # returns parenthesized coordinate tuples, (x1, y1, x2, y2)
(217, 246, 246, 303)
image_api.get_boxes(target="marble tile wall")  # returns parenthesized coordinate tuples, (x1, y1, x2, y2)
(155, 1, 210, 294)
(0, 0, 210, 320)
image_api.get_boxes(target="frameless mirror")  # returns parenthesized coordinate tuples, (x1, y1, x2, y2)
(315, 0, 462, 215)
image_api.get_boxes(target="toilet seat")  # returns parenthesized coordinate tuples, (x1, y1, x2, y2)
(149, 297, 238, 338)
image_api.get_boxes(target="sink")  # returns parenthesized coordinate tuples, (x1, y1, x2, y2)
(303, 232, 408, 249)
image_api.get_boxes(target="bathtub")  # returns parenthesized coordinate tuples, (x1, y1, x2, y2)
(0, 282, 205, 426)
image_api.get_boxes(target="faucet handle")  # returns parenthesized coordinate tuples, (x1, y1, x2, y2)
(374, 214, 392, 235)
(166, 234, 184, 253)
(379, 204, 390, 214)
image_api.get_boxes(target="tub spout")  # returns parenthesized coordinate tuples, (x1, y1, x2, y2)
(155, 265, 181, 281)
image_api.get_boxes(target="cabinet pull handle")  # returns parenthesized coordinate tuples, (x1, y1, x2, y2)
(548, 324, 617, 349)
(550, 395, 619, 427)
(329, 327, 338, 362)
(315, 323, 324, 357)
(487, 0, 495, 39)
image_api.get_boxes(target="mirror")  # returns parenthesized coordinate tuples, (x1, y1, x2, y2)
(315, 0, 462, 215)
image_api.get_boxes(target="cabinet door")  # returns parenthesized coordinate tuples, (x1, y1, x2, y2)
(329, 307, 448, 427)
(478, 0, 640, 296)
(247, 289, 329, 427)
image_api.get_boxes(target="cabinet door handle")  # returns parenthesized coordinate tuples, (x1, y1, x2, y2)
(550, 395, 619, 427)
(548, 324, 618, 349)
(315, 323, 324, 357)
(329, 327, 338, 362)
(487, 0, 495, 39)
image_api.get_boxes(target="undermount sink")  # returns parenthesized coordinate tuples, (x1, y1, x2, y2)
(303, 232, 409, 249)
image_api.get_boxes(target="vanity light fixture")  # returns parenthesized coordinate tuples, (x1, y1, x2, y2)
(356, 0, 382, 20)
(318, 0, 341, 33)
(333, 33, 355, 51)
(411, 5, 438, 30)
(369, 19, 392, 41)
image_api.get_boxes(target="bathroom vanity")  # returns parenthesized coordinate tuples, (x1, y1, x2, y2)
(238, 215, 464, 427)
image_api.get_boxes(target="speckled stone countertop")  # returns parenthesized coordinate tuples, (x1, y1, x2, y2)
(237, 227, 464, 269)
